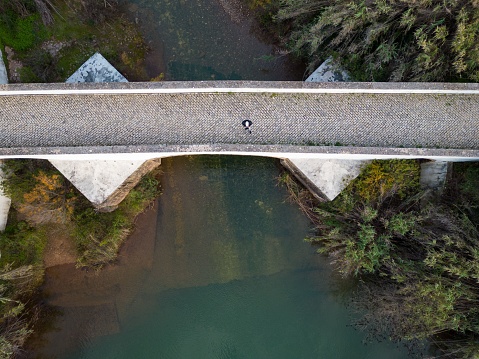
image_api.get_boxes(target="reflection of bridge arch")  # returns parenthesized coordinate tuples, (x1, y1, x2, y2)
(0, 81, 478, 210)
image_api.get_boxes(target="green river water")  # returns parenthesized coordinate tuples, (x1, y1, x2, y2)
(121, 0, 305, 80)
(34, 156, 412, 358)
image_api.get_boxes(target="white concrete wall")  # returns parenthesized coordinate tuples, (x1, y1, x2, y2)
(65, 53, 127, 83)
(0, 48, 8, 84)
(49, 159, 149, 206)
(0, 163, 11, 231)
(285, 158, 367, 200)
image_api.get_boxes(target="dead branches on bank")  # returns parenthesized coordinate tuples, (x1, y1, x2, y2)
(33, 0, 53, 26)
(279, 172, 321, 226)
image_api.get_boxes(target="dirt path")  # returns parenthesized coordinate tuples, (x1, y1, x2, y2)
(42, 225, 77, 268)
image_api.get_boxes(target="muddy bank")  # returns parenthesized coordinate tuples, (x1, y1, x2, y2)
(42, 200, 158, 308)
(30, 201, 158, 358)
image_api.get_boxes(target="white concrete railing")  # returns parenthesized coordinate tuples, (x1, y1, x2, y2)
(3, 86, 479, 96)
(0, 150, 478, 162)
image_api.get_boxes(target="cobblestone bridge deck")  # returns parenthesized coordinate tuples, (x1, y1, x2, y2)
(0, 81, 478, 158)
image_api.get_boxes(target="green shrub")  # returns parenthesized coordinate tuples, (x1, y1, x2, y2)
(73, 171, 161, 268)
(461, 164, 479, 204)
(19, 66, 39, 83)
(22, 48, 59, 82)
(0, 14, 45, 52)
(277, 0, 479, 81)
(0, 220, 47, 267)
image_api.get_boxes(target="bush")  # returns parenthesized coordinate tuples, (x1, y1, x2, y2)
(277, 0, 479, 81)
(290, 160, 479, 357)
(21, 48, 59, 82)
(0, 220, 47, 267)
(353, 160, 420, 202)
(304, 160, 421, 276)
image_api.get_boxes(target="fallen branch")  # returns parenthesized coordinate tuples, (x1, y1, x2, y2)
(44, 0, 65, 21)
(34, 0, 54, 26)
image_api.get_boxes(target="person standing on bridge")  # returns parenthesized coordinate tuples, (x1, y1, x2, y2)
(242, 119, 252, 134)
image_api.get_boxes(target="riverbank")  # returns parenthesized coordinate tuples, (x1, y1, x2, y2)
(282, 159, 479, 358)
(0, 159, 161, 357)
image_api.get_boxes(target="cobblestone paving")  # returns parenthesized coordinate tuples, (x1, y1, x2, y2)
(0, 92, 478, 150)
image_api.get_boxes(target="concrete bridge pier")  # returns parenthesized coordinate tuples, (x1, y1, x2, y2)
(419, 160, 452, 203)
(281, 158, 367, 201)
(48, 53, 156, 212)
(49, 158, 161, 212)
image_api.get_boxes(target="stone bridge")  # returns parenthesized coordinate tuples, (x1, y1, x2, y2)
(0, 81, 478, 212)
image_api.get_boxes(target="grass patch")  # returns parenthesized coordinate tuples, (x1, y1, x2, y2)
(72, 169, 161, 268)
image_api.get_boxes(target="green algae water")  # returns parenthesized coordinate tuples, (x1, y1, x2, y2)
(34, 156, 411, 358)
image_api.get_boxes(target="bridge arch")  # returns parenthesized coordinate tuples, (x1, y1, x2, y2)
(1, 81, 478, 211)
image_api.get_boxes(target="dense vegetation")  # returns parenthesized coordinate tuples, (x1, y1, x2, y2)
(0, 0, 151, 82)
(272, 0, 479, 81)
(282, 160, 479, 358)
(0, 159, 161, 357)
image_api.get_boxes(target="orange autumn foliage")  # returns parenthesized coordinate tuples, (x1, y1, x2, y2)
(20, 171, 77, 224)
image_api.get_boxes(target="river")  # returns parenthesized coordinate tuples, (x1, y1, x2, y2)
(32, 156, 411, 358)
(121, 0, 305, 80)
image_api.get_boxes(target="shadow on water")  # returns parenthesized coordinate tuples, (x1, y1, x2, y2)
(168, 62, 242, 81)
(29, 156, 412, 359)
